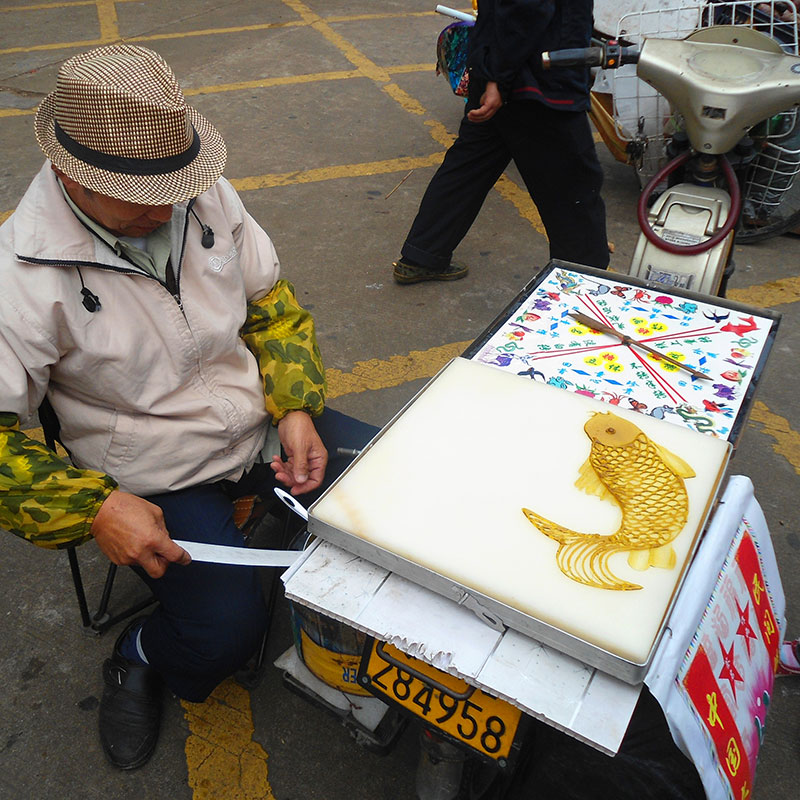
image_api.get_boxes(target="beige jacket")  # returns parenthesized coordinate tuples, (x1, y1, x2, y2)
(0, 164, 282, 495)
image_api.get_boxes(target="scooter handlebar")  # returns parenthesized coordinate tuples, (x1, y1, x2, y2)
(542, 43, 639, 70)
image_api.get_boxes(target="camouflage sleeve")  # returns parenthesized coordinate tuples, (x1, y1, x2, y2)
(241, 279, 326, 422)
(0, 412, 118, 549)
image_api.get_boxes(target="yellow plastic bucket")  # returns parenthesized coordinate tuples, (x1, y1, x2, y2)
(289, 602, 371, 696)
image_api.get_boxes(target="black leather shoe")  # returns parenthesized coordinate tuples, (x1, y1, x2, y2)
(98, 619, 162, 770)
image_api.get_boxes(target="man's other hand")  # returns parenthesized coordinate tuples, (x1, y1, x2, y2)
(467, 81, 503, 123)
(91, 490, 191, 578)
(271, 410, 328, 495)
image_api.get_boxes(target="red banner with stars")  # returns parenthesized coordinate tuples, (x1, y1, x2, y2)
(736, 529, 780, 671)
(679, 523, 780, 800)
(683, 644, 752, 800)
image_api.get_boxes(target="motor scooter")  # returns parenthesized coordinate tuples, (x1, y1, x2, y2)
(544, 22, 800, 295)
(591, 0, 800, 244)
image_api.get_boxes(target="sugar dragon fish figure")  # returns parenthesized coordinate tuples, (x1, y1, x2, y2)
(522, 412, 696, 591)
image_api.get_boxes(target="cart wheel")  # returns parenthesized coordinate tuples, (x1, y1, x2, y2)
(458, 756, 505, 799)
(458, 724, 537, 800)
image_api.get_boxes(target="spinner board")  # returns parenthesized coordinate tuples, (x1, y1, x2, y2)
(467, 262, 780, 444)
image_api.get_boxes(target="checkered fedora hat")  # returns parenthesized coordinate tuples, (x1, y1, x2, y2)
(34, 44, 226, 205)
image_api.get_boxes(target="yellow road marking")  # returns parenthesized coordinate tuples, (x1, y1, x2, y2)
(748, 401, 800, 475)
(183, 679, 275, 800)
(0, 21, 303, 55)
(95, 0, 118, 42)
(326, 341, 471, 398)
(0, 0, 434, 17)
(425, 119, 457, 149)
(0, 108, 35, 118)
(0, 10, 442, 54)
(1, 154, 448, 220)
(727, 274, 800, 308)
(0, 37, 106, 55)
(381, 81, 429, 115)
(0, 64, 435, 118)
(231, 153, 444, 192)
(0, 0, 141, 10)
(183, 69, 363, 97)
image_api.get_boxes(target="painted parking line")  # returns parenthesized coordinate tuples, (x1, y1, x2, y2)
(727, 274, 800, 308)
(749, 401, 800, 475)
(183, 680, 275, 800)
(0, 3, 438, 55)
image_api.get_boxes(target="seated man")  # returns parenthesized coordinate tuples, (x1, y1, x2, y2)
(0, 44, 375, 770)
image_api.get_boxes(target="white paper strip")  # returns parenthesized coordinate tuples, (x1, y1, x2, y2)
(173, 540, 300, 568)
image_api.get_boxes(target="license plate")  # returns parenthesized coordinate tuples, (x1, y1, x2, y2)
(358, 637, 524, 766)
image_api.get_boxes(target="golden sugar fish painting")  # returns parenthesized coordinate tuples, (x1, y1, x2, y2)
(522, 412, 695, 591)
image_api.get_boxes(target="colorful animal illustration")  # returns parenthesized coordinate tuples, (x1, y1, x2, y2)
(649, 405, 676, 420)
(724, 357, 753, 369)
(704, 310, 730, 323)
(712, 383, 736, 400)
(547, 376, 571, 389)
(702, 399, 732, 415)
(522, 412, 695, 591)
(601, 391, 625, 406)
(554, 271, 581, 295)
(721, 316, 758, 336)
(517, 367, 546, 381)
(628, 398, 648, 413)
(675, 405, 715, 433)
(491, 354, 514, 367)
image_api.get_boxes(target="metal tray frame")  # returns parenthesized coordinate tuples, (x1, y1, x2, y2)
(308, 356, 729, 684)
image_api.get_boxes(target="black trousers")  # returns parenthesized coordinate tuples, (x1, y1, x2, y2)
(135, 408, 379, 702)
(401, 91, 609, 271)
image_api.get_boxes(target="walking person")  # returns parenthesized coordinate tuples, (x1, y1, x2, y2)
(393, 0, 609, 284)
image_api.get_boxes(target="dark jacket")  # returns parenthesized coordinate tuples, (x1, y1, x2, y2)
(467, 0, 594, 111)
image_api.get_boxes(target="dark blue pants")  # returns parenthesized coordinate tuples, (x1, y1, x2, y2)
(402, 85, 609, 271)
(135, 408, 379, 702)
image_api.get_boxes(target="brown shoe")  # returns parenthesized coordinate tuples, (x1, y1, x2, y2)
(392, 258, 469, 284)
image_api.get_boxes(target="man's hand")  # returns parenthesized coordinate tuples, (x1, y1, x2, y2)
(90, 490, 191, 579)
(270, 410, 328, 495)
(467, 81, 503, 123)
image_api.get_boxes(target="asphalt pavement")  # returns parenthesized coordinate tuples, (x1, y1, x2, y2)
(0, 2, 798, 799)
